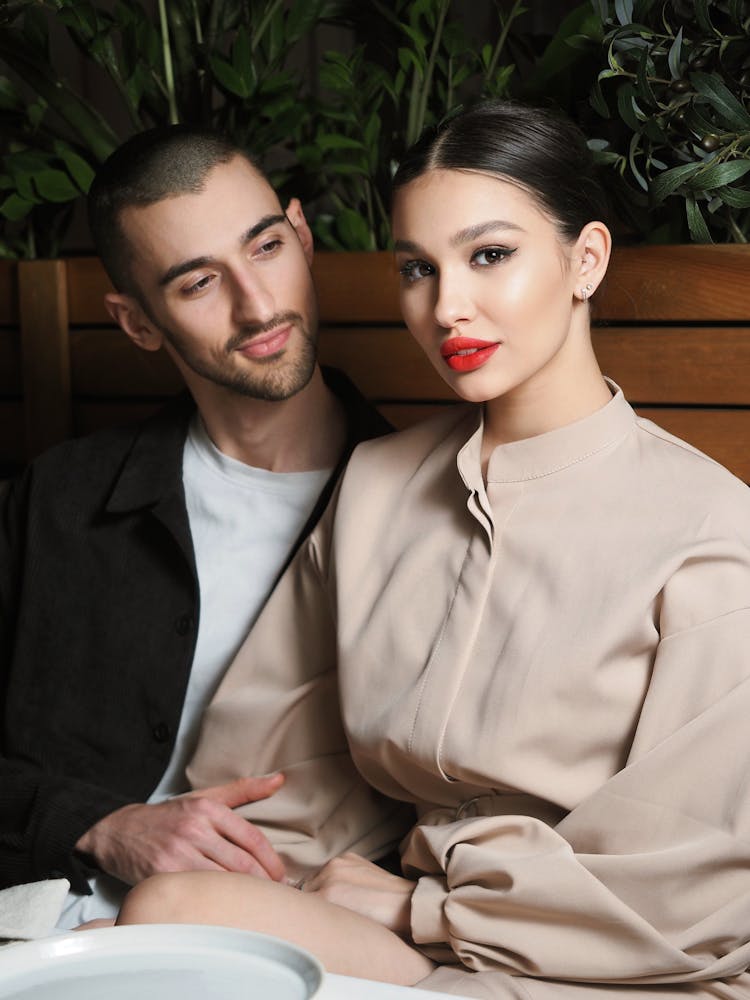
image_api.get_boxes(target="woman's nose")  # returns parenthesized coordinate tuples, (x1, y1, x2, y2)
(433, 272, 476, 329)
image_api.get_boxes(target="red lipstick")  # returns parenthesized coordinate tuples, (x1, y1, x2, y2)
(440, 337, 500, 372)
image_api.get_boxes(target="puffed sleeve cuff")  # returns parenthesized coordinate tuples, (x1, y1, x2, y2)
(410, 874, 452, 946)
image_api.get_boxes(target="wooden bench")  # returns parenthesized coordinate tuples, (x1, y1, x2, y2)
(1, 245, 749, 479)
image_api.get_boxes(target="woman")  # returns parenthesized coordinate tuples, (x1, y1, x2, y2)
(119, 102, 750, 999)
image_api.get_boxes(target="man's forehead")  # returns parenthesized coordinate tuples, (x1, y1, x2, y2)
(119, 160, 283, 260)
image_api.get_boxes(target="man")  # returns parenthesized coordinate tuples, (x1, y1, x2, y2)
(0, 126, 402, 929)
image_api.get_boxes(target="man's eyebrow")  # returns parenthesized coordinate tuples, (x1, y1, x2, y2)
(158, 213, 288, 287)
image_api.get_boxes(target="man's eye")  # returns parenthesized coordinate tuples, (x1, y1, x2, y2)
(183, 274, 214, 296)
(398, 260, 434, 283)
(257, 239, 282, 255)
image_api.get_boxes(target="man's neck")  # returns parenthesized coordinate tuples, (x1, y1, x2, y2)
(191, 367, 347, 472)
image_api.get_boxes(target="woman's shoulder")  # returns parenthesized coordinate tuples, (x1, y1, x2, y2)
(632, 414, 750, 520)
(346, 404, 476, 476)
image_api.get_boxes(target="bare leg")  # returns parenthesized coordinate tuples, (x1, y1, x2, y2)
(117, 871, 434, 986)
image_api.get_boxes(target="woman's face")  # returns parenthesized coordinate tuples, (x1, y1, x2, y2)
(391, 168, 585, 408)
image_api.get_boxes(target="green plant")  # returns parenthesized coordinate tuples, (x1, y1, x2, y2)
(298, 0, 528, 251)
(0, 0, 340, 257)
(586, 0, 750, 243)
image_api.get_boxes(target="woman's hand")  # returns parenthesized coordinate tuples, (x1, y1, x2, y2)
(301, 852, 416, 938)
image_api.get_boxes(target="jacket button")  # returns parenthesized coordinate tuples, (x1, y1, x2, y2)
(152, 722, 171, 743)
(174, 612, 194, 636)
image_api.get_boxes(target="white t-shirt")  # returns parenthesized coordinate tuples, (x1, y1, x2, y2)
(57, 415, 331, 928)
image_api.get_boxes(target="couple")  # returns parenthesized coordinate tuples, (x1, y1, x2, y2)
(7, 101, 750, 999)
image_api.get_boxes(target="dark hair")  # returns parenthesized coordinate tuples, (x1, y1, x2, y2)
(87, 125, 263, 294)
(392, 100, 609, 242)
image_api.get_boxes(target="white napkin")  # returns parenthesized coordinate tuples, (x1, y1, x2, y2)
(0, 879, 70, 941)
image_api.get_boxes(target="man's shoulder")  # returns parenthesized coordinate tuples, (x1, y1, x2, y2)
(12, 394, 193, 501)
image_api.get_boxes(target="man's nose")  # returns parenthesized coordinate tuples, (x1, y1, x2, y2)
(230, 266, 275, 325)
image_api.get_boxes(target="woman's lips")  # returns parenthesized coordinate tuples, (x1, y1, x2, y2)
(440, 337, 500, 372)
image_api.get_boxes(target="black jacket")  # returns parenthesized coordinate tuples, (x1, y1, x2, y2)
(0, 370, 390, 892)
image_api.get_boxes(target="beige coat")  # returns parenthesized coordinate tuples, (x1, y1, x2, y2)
(189, 388, 750, 999)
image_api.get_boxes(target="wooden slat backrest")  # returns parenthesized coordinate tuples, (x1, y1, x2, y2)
(5, 247, 750, 480)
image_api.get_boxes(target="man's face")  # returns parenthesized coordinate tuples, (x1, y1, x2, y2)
(118, 156, 318, 402)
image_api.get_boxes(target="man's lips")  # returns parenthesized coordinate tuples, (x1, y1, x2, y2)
(235, 324, 292, 359)
(440, 337, 500, 372)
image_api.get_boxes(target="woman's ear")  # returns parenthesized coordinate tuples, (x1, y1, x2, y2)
(285, 197, 314, 265)
(104, 293, 164, 352)
(572, 221, 612, 302)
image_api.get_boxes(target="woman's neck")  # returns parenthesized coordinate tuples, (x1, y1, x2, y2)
(481, 336, 612, 468)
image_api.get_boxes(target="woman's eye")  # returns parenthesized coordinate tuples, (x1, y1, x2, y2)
(398, 259, 434, 284)
(472, 246, 515, 267)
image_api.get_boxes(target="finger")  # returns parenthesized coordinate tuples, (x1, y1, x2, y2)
(192, 773, 285, 809)
(211, 812, 287, 882)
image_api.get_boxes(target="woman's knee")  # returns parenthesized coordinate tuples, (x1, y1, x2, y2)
(117, 872, 194, 925)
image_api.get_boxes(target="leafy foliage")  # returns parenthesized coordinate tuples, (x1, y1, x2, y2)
(301, 0, 528, 250)
(0, 0, 341, 257)
(586, 0, 750, 243)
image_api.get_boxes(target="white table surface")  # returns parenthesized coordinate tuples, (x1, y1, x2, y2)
(321, 972, 469, 999)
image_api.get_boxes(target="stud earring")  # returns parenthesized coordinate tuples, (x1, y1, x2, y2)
(580, 282, 594, 301)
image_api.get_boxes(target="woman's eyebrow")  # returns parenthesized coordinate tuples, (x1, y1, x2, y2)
(393, 220, 525, 257)
(450, 219, 524, 246)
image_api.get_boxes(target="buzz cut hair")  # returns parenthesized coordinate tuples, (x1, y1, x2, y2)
(87, 125, 264, 294)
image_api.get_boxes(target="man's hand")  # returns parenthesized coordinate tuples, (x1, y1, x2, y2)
(301, 852, 416, 938)
(75, 774, 286, 887)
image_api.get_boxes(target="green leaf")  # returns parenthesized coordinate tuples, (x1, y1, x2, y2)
(614, 0, 634, 26)
(692, 0, 715, 36)
(627, 131, 648, 191)
(667, 26, 683, 80)
(0, 192, 34, 221)
(650, 161, 702, 204)
(32, 169, 80, 202)
(590, 74, 611, 118)
(690, 72, 750, 131)
(364, 113, 380, 153)
(718, 185, 750, 209)
(335, 207, 374, 251)
(635, 46, 656, 107)
(591, 0, 609, 23)
(685, 196, 713, 242)
(0, 75, 22, 111)
(617, 84, 645, 131)
(232, 25, 254, 88)
(398, 47, 423, 77)
(54, 145, 96, 193)
(209, 54, 249, 98)
(691, 159, 750, 191)
(317, 133, 365, 152)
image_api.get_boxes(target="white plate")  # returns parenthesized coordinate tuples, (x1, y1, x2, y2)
(0, 924, 324, 1000)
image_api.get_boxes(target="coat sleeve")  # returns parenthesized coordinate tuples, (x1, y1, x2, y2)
(0, 471, 132, 892)
(403, 541, 750, 991)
